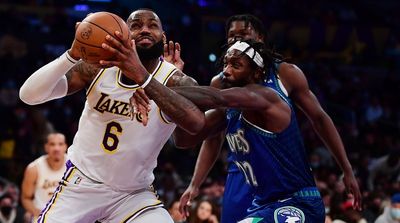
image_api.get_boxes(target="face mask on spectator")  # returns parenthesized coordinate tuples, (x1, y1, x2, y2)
(390, 207, 400, 220)
(0, 206, 12, 216)
(325, 207, 330, 214)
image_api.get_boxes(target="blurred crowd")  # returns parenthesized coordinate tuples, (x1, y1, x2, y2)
(0, 0, 399, 222)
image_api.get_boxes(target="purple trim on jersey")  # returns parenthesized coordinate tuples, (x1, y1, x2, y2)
(37, 160, 75, 223)
(66, 159, 74, 170)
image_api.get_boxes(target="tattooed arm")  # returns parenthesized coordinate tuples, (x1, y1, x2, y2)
(171, 84, 285, 111)
(121, 69, 206, 134)
(66, 61, 101, 95)
(143, 70, 205, 134)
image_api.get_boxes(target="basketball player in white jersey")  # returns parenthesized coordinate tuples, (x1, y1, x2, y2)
(21, 133, 67, 223)
(19, 9, 205, 223)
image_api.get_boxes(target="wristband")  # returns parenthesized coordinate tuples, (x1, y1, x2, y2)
(66, 51, 80, 64)
(140, 75, 152, 88)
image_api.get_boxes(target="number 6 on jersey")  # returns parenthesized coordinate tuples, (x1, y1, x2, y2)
(102, 121, 123, 153)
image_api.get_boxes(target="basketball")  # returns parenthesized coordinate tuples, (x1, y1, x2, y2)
(74, 12, 130, 64)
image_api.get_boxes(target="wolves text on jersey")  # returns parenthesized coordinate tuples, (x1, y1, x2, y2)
(226, 129, 250, 154)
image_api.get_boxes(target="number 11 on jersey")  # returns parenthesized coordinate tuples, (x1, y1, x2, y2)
(234, 160, 258, 187)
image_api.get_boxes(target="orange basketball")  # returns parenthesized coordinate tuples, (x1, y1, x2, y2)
(74, 12, 130, 64)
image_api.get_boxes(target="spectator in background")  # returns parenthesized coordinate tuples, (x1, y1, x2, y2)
(0, 194, 16, 223)
(168, 200, 187, 223)
(189, 200, 219, 223)
(332, 209, 367, 223)
(321, 188, 333, 220)
(362, 191, 386, 223)
(21, 133, 67, 222)
(375, 193, 400, 223)
(0, 182, 24, 223)
(368, 150, 400, 191)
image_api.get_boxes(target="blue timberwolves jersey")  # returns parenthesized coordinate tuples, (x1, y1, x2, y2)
(225, 63, 315, 204)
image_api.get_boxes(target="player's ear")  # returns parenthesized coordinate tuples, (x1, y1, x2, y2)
(254, 67, 264, 80)
(162, 33, 167, 44)
(44, 144, 49, 154)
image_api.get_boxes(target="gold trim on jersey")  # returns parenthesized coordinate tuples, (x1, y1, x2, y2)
(162, 68, 178, 85)
(86, 68, 106, 97)
(152, 60, 165, 80)
(121, 201, 163, 223)
(116, 59, 163, 90)
(157, 68, 178, 124)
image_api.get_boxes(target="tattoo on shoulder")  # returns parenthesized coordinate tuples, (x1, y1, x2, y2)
(66, 61, 101, 85)
(75, 62, 100, 80)
(167, 70, 198, 87)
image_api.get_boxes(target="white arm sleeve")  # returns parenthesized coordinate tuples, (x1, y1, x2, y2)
(19, 51, 79, 105)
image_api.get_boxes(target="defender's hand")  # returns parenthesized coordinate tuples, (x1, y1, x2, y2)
(343, 172, 362, 211)
(129, 89, 151, 126)
(163, 41, 184, 71)
(179, 185, 199, 217)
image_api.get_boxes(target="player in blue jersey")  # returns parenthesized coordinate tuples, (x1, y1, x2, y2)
(133, 39, 326, 222)
(168, 14, 361, 223)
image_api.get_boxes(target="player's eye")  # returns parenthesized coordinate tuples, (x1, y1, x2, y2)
(232, 62, 241, 69)
(149, 23, 158, 28)
(223, 58, 228, 66)
(130, 23, 140, 29)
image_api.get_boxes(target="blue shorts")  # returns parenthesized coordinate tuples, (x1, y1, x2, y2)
(221, 170, 254, 223)
(239, 187, 325, 223)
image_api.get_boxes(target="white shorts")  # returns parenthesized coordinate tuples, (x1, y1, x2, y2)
(37, 161, 173, 223)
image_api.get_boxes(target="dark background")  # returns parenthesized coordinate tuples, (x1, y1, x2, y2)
(0, 0, 399, 222)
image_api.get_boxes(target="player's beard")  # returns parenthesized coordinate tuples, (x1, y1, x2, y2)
(136, 40, 164, 61)
(221, 77, 245, 89)
(221, 78, 233, 89)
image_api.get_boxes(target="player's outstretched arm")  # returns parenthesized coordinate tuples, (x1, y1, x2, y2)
(171, 84, 290, 147)
(280, 63, 361, 210)
(19, 40, 100, 105)
(172, 84, 285, 111)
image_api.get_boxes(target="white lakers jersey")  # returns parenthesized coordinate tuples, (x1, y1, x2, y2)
(68, 59, 178, 191)
(33, 155, 66, 210)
